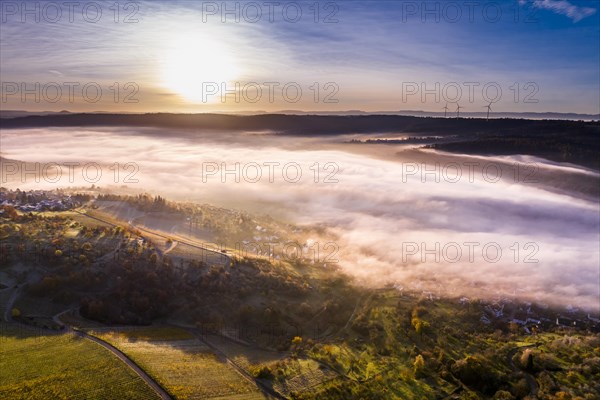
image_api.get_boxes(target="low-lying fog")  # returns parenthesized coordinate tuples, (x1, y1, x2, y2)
(2, 127, 599, 310)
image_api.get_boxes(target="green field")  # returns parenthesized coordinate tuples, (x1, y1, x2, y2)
(90, 326, 268, 399)
(0, 323, 159, 400)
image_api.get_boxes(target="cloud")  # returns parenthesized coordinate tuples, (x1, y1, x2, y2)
(521, 0, 597, 22)
(2, 127, 599, 310)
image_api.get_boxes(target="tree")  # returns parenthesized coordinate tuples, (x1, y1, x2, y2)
(253, 366, 274, 379)
(493, 390, 515, 400)
(291, 336, 304, 355)
(412, 318, 430, 339)
(413, 354, 425, 377)
(520, 348, 534, 371)
(451, 355, 498, 394)
(2, 206, 18, 220)
(554, 392, 570, 400)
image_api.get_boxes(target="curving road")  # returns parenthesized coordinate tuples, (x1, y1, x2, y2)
(72, 209, 230, 266)
(4, 291, 172, 400)
(53, 310, 173, 400)
(128, 216, 231, 267)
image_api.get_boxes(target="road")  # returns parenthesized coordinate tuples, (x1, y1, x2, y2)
(53, 309, 173, 399)
(72, 209, 229, 266)
(184, 327, 283, 400)
(76, 329, 173, 399)
(4, 288, 173, 400)
(128, 215, 230, 267)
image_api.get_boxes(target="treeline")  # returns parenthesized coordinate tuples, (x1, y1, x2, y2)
(431, 129, 600, 170)
(97, 193, 169, 211)
(2, 112, 597, 136)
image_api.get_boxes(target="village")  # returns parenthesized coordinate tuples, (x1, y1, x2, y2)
(0, 188, 84, 212)
(476, 298, 600, 334)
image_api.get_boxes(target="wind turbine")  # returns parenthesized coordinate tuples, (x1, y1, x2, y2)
(443, 103, 449, 118)
(484, 101, 493, 121)
(456, 103, 463, 118)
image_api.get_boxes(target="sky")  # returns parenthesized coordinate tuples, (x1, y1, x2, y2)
(0, 0, 599, 113)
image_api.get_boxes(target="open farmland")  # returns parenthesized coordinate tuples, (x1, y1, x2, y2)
(0, 323, 159, 400)
(90, 326, 268, 399)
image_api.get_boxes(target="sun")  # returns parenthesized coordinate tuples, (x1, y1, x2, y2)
(162, 35, 240, 103)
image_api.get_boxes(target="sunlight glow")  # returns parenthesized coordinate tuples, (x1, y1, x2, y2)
(162, 34, 240, 103)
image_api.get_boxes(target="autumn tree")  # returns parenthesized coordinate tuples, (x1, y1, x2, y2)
(413, 354, 425, 377)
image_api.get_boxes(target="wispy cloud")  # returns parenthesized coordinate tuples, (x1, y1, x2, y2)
(521, 0, 597, 22)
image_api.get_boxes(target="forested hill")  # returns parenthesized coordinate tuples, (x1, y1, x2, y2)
(0, 112, 596, 135)
(2, 113, 598, 169)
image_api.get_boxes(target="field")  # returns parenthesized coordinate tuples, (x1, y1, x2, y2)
(0, 323, 159, 400)
(90, 326, 268, 399)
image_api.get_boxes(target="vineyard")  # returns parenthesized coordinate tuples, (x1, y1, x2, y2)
(0, 323, 159, 400)
(90, 327, 267, 399)
(271, 358, 339, 397)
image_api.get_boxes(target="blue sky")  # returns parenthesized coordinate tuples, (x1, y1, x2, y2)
(1, 0, 598, 113)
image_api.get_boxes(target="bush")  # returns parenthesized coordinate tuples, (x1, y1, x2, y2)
(253, 366, 274, 380)
(451, 356, 499, 394)
(493, 390, 515, 400)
